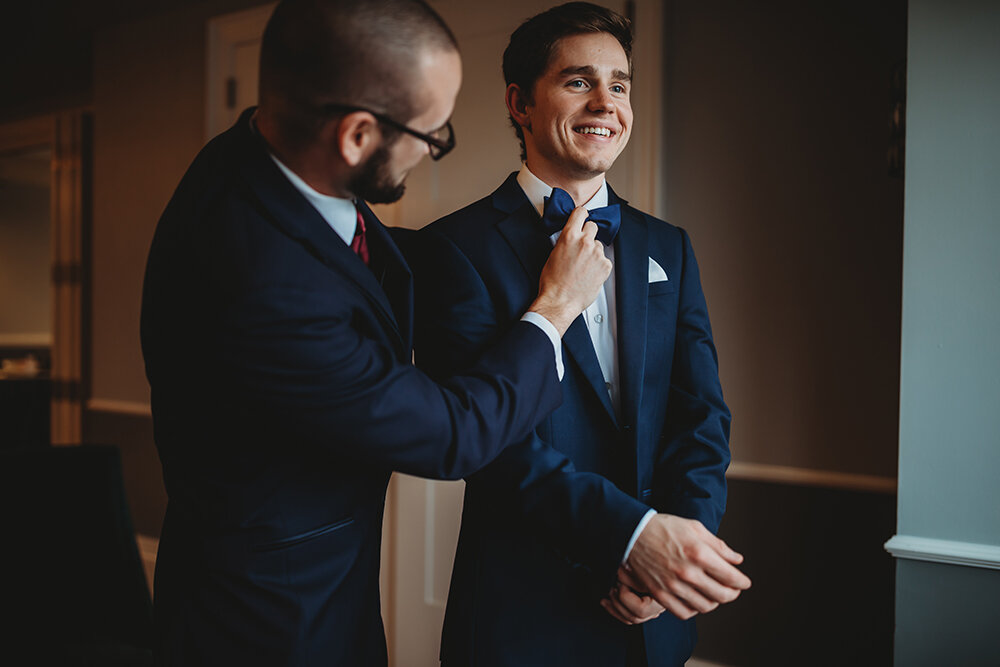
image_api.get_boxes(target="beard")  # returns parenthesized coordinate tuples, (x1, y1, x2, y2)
(349, 142, 407, 204)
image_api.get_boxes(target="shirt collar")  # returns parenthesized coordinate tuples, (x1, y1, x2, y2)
(268, 154, 358, 246)
(515, 163, 608, 219)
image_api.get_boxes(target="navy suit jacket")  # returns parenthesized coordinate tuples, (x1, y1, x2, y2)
(140, 113, 562, 666)
(407, 174, 731, 667)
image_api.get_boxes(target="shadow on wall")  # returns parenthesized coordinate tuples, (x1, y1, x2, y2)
(695, 479, 896, 666)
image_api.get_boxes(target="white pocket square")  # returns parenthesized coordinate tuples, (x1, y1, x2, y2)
(648, 257, 668, 283)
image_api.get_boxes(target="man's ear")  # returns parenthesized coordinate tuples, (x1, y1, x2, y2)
(334, 111, 381, 167)
(505, 83, 532, 133)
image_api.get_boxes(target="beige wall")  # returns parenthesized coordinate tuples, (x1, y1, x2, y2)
(663, 0, 905, 477)
(0, 151, 51, 339)
(85, 0, 903, 482)
(90, 1, 263, 404)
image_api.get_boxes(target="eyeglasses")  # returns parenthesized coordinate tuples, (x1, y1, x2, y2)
(322, 104, 456, 160)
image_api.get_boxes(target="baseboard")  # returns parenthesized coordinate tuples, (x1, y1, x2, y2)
(728, 460, 896, 494)
(87, 398, 152, 417)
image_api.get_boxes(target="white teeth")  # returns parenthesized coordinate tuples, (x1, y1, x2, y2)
(577, 127, 611, 136)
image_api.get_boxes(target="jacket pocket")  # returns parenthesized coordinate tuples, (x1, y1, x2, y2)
(252, 516, 355, 552)
(648, 280, 677, 296)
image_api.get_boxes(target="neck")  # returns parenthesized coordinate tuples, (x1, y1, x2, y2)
(524, 160, 605, 206)
(254, 108, 354, 199)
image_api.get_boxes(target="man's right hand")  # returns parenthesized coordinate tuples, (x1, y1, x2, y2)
(529, 206, 612, 336)
(623, 514, 751, 621)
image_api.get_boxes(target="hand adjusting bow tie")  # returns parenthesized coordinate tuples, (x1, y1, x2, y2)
(541, 187, 621, 246)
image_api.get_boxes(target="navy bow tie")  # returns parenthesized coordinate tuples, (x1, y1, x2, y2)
(541, 187, 621, 245)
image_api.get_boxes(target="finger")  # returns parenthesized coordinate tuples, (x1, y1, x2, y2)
(600, 597, 634, 625)
(688, 572, 743, 606)
(648, 589, 700, 621)
(563, 206, 591, 235)
(714, 537, 745, 565)
(614, 585, 665, 622)
(663, 577, 720, 615)
(701, 549, 752, 591)
(580, 219, 600, 242)
(608, 588, 658, 624)
(617, 565, 648, 595)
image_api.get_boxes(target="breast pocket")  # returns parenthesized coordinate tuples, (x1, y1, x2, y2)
(648, 280, 677, 296)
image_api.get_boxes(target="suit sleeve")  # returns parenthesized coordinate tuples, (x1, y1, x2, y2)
(649, 228, 731, 533)
(208, 266, 563, 482)
(406, 228, 650, 586)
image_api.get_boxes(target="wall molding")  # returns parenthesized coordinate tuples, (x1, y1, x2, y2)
(885, 534, 1000, 571)
(0, 333, 53, 347)
(727, 461, 897, 494)
(86, 397, 152, 417)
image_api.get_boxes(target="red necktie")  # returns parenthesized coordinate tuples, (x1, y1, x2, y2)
(351, 209, 370, 265)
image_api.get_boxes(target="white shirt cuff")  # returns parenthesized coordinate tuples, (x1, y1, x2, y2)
(622, 509, 658, 564)
(520, 311, 564, 380)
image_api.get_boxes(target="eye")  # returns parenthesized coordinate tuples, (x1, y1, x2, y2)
(610, 83, 627, 94)
(567, 79, 588, 89)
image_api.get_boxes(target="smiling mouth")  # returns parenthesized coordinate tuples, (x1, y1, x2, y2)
(575, 126, 613, 137)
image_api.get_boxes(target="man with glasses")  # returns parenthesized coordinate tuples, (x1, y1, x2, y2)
(408, 3, 749, 665)
(140, 0, 610, 664)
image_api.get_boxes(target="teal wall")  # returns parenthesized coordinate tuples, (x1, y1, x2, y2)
(899, 0, 1000, 544)
(896, 1, 1000, 663)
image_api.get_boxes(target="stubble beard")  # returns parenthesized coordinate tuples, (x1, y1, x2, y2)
(349, 142, 407, 205)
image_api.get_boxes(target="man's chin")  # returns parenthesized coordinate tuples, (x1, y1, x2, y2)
(362, 183, 406, 205)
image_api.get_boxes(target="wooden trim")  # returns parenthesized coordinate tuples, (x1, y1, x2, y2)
(885, 534, 1000, 571)
(87, 398, 153, 417)
(49, 111, 89, 445)
(0, 333, 53, 346)
(0, 115, 52, 151)
(727, 461, 897, 494)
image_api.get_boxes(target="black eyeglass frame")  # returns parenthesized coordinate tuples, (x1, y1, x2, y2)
(322, 104, 456, 160)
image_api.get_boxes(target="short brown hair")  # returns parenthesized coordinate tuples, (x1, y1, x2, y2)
(502, 2, 633, 161)
(259, 0, 458, 147)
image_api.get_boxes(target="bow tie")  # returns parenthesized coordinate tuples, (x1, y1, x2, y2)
(541, 187, 620, 246)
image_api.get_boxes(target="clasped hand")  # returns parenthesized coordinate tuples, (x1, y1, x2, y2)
(601, 514, 751, 625)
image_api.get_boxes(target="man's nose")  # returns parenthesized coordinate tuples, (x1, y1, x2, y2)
(588, 88, 615, 113)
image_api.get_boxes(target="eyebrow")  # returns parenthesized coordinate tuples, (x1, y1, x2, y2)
(558, 65, 632, 82)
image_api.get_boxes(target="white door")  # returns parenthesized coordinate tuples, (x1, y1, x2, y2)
(204, 3, 663, 666)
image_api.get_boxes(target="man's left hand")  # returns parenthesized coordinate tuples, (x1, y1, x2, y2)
(600, 564, 666, 625)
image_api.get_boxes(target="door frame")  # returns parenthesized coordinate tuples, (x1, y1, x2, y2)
(0, 110, 91, 445)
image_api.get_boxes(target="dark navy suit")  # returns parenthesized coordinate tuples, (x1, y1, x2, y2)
(140, 113, 562, 666)
(408, 173, 731, 667)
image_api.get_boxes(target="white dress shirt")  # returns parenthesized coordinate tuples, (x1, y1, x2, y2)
(516, 164, 656, 562)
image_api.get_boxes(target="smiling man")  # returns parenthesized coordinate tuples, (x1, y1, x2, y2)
(407, 3, 750, 666)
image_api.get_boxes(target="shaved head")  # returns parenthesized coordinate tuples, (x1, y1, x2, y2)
(259, 0, 458, 148)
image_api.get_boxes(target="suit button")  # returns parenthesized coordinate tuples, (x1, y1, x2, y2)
(623, 424, 632, 432)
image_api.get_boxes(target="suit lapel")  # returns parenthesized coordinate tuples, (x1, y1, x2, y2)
(493, 174, 552, 285)
(492, 173, 617, 424)
(231, 110, 406, 355)
(611, 188, 648, 433)
(362, 202, 413, 354)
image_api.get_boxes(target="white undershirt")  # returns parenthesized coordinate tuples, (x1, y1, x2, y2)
(516, 165, 619, 412)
